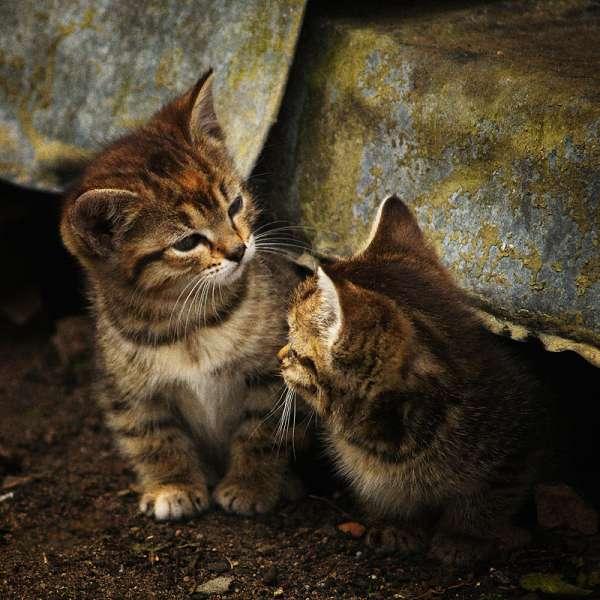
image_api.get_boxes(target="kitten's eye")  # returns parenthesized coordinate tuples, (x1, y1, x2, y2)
(298, 355, 317, 374)
(228, 195, 243, 219)
(173, 233, 208, 252)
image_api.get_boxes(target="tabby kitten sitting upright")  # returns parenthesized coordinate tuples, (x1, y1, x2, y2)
(61, 70, 306, 520)
(279, 196, 546, 565)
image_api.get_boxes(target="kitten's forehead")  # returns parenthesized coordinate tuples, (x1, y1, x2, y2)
(292, 275, 321, 308)
(149, 159, 232, 206)
(140, 156, 240, 228)
(290, 275, 331, 332)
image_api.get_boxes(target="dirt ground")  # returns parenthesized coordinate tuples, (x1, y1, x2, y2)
(1, 320, 599, 600)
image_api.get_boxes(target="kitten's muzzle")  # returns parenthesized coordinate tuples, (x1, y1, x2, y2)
(225, 244, 246, 263)
(277, 344, 290, 363)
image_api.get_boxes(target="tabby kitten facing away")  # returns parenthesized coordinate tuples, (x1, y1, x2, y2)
(279, 196, 546, 565)
(61, 70, 307, 520)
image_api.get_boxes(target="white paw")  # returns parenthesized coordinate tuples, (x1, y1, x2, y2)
(139, 484, 210, 521)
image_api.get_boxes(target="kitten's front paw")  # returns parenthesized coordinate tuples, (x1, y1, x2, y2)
(213, 477, 280, 516)
(139, 483, 210, 521)
(496, 525, 532, 551)
(365, 525, 427, 556)
(428, 533, 493, 566)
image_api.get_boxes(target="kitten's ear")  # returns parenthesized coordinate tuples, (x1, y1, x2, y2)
(316, 267, 343, 347)
(188, 68, 224, 143)
(65, 188, 138, 257)
(362, 195, 423, 256)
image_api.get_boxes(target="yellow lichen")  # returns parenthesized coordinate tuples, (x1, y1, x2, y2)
(575, 258, 600, 296)
(155, 48, 184, 90)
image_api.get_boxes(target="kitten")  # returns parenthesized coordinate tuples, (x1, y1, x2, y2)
(279, 195, 546, 565)
(61, 70, 307, 520)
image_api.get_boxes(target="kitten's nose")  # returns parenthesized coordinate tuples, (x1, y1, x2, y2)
(226, 244, 246, 263)
(277, 344, 290, 363)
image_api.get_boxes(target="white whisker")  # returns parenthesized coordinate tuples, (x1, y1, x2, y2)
(185, 277, 208, 335)
(178, 275, 206, 336)
(169, 274, 203, 336)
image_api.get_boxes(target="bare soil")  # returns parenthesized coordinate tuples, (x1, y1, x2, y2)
(1, 322, 599, 600)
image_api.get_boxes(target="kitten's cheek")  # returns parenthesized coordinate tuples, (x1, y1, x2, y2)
(280, 364, 300, 388)
(244, 238, 256, 262)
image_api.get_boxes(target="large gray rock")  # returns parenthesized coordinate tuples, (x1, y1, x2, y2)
(0, 0, 306, 190)
(275, 1, 600, 359)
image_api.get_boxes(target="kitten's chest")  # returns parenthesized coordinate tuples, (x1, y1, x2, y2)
(180, 370, 246, 448)
(147, 330, 248, 443)
(148, 324, 242, 382)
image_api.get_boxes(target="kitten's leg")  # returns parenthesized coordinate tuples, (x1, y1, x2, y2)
(214, 380, 308, 515)
(429, 486, 531, 566)
(365, 522, 429, 556)
(101, 387, 210, 521)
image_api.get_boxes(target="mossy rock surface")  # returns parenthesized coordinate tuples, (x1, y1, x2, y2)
(0, 0, 306, 190)
(279, 0, 600, 351)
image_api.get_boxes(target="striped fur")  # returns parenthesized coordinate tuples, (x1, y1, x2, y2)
(61, 70, 307, 521)
(280, 196, 547, 565)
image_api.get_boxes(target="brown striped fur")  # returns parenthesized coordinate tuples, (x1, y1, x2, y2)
(61, 70, 307, 521)
(279, 196, 546, 565)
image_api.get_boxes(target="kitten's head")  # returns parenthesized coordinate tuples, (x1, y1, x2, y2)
(61, 70, 257, 293)
(279, 196, 452, 418)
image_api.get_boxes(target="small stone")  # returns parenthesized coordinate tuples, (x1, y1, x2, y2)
(207, 560, 230, 574)
(273, 588, 284, 597)
(337, 521, 366, 538)
(536, 484, 599, 535)
(194, 576, 233, 595)
(262, 565, 278, 585)
(256, 543, 276, 555)
(0, 491, 14, 504)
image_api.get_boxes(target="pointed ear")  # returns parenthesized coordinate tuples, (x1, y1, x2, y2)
(188, 68, 224, 143)
(65, 188, 138, 257)
(316, 267, 343, 347)
(362, 195, 423, 256)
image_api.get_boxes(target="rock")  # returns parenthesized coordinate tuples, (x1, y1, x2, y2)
(273, 0, 600, 360)
(536, 484, 599, 535)
(337, 521, 366, 539)
(51, 315, 92, 366)
(193, 576, 233, 596)
(261, 565, 278, 586)
(0, 0, 306, 190)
